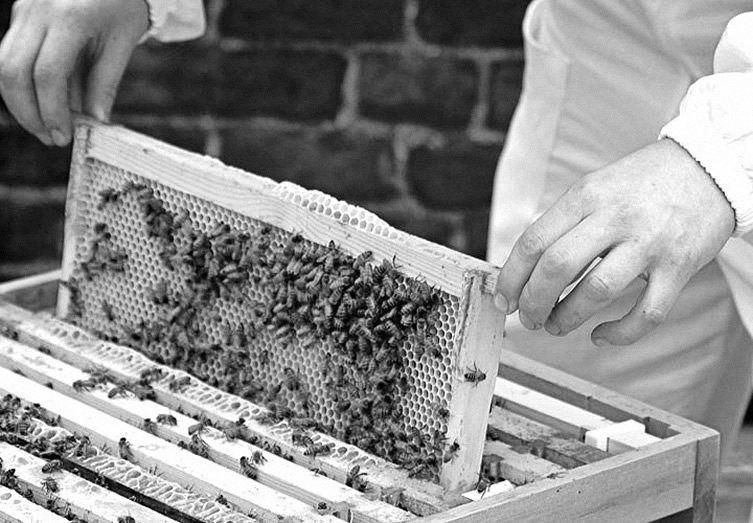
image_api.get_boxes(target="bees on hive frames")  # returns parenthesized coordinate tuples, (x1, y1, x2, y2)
(72, 181, 459, 481)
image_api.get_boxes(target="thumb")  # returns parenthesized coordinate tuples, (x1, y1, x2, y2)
(83, 36, 136, 122)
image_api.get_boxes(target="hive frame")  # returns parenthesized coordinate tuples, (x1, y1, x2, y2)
(57, 117, 505, 492)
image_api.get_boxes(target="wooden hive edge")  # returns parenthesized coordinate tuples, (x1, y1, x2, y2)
(71, 115, 500, 298)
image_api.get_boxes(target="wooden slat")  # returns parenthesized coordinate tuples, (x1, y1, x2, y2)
(691, 433, 720, 522)
(0, 270, 60, 313)
(0, 442, 172, 523)
(494, 377, 660, 451)
(442, 276, 505, 491)
(487, 407, 609, 469)
(0, 300, 447, 516)
(497, 349, 716, 439)
(0, 365, 339, 523)
(482, 440, 566, 485)
(422, 435, 698, 522)
(0, 484, 68, 523)
(0, 334, 413, 523)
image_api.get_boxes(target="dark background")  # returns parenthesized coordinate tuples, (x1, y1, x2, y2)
(0, 0, 750, 422)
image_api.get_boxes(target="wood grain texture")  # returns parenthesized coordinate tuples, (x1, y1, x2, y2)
(487, 407, 609, 469)
(482, 440, 566, 485)
(0, 334, 412, 523)
(442, 275, 506, 491)
(423, 435, 698, 522)
(0, 364, 339, 523)
(494, 377, 660, 451)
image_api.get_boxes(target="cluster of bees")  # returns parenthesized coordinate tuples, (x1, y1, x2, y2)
(66, 181, 459, 483)
(0, 394, 143, 522)
(0, 392, 253, 522)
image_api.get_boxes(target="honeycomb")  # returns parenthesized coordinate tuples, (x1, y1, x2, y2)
(59, 122, 491, 484)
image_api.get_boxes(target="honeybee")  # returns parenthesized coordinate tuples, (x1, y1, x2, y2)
(41, 459, 63, 474)
(346, 464, 368, 492)
(251, 450, 267, 466)
(443, 440, 460, 463)
(142, 418, 158, 435)
(108, 384, 130, 399)
(187, 414, 212, 436)
(464, 363, 487, 385)
(118, 437, 134, 461)
(156, 413, 178, 426)
(40, 476, 59, 494)
(239, 456, 258, 479)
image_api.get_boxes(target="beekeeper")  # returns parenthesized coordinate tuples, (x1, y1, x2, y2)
(1, 0, 751, 455)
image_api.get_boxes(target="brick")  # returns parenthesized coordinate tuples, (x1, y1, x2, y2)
(462, 208, 491, 260)
(0, 2, 10, 35)
(123, 122, 207, 154)
(217, 50, 346, 121)
(359, 52, 478, 128)
(488, 61, 524, 131)
(220, 124, 396, 201)
(0, 193, 65, 262)
(415, 0, 530, 47)
(0, 128, 72, 186)
(114, 43, 215, 115)
(407, 140, 501, 209)
(220, 0, 404, 43)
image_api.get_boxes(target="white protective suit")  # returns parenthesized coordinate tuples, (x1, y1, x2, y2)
(146, 1, 753, 453)
(488, 0, 753, 456)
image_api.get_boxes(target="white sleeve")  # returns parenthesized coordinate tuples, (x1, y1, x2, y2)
(659, 12, 753, 237)
(141, 0, 206, 43)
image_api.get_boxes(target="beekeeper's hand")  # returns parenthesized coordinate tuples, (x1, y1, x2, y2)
(497, 138, 735, 346)
(0, 0, 148, 146)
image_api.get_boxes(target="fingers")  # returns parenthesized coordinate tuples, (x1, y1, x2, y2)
(517, 216, 612, 330)
(0, 20, 50, 144)
(33, 27, 87, 146)
(591, 268, 688, 346)
(84, 34, 135, 122)
(498, 193, 585, 314)
(545, 242, 647, 336)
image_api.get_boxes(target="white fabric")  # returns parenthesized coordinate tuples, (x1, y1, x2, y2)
(660, 14, 753, 236)
(488, 0, 753, 457)
(141, 0, 206, 42)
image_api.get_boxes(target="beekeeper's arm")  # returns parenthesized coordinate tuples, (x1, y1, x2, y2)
(497, 12, 753, 347)
(0, 0, 205, 147)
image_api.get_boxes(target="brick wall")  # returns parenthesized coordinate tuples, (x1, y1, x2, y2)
(0, 0, 526, 281)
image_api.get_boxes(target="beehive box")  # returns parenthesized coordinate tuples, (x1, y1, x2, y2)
(0, 272, 718, 522)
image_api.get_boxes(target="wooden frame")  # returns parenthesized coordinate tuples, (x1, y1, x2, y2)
(0, 271, 719, 522)
(57, 117, 505, 492)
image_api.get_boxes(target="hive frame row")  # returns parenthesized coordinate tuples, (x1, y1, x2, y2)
(0, 271, 720, 522)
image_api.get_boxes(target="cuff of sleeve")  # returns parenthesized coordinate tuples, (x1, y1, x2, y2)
(140, 0, 206, 43)
(660, 113, 753, 236)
